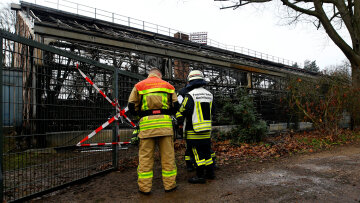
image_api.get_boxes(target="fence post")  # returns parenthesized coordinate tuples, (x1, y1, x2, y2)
(0, 36, 3, 203)
(112, 68, 119, 169)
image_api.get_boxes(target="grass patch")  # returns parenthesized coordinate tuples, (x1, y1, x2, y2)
(3, 152, 41, 171)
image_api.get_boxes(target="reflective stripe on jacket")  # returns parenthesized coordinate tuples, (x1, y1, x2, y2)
(129, 74, 176, 138)
(188, 87, 213, 132)
(185, 129, 211, 139)
(139, 115, 173, 131)
(135, 76, 175, 96)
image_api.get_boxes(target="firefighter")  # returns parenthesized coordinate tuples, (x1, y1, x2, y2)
(128, 68, 179, 194)
(177, 82, 217, 172)
(176, 70, 215, 184)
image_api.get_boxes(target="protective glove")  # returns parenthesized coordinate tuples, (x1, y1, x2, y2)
(131, 136, 139, 146)
(131, 128, 140, 146)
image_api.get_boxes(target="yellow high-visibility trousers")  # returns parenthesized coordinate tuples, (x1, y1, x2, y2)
(138, 135, 177, 192)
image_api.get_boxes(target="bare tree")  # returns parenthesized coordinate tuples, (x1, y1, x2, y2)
(215, 0, 360, 90)
(0, 3, 16, 32)
(1, 3, 16, 68)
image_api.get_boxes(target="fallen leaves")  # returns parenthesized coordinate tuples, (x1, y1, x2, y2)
(212, 129, 360, 165)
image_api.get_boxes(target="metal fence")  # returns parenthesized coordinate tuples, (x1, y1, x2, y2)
(0, 29, 143, 202)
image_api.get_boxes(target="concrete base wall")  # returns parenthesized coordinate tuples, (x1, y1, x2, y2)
(46, 129, 135, 147)
(268, 122, 313, 132)
(46, 117, 351, 147)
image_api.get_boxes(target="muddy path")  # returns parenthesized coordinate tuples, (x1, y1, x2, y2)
(35, 144, 360, 203)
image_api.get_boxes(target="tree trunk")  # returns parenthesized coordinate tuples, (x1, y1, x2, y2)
(352, 64, 360, 89)
(351, 63, 360, 129)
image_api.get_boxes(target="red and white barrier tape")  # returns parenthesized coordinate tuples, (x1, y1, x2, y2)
(76, 64, 136, 128)
(75, 64, 137, 146)
(78, 141, 130, 147)
(120, 107, 136, 127)
(76, 113, 120, 146)
(76, 64, 117, 108)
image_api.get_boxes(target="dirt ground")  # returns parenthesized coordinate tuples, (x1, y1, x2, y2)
(35, 144, 360, 203)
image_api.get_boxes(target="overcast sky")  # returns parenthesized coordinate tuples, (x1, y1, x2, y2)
(2, 0, 350, 69)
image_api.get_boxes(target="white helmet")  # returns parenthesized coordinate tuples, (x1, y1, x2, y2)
(187, 70, 204, 81)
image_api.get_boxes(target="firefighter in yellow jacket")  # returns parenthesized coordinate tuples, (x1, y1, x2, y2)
(128, 68, 179, 194)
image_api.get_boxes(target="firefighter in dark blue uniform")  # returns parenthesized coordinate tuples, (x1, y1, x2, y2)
(177, 76, 217, 172)
(176, 70, 215, 183)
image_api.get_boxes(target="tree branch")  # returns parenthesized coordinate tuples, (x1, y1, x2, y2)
(313, 0, 358, 62)
(215, 0, 360, 65)
(219, 0, 271, 9)
(329, 11, 341, 22)
(280, 0, 319, 17)
(334, 0, 354, 37)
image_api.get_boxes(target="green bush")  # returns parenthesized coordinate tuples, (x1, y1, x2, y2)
(215, 88, 268, 144)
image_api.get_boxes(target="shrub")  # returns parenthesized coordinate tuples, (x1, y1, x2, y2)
(215, 88, 268, 144)
(285, 66, 359, 134)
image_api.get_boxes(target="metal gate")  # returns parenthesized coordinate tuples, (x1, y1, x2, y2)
(0, 29, 143, 202)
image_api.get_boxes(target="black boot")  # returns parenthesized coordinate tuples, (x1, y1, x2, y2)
(205, 164, 215, 180)
(188, 166, 206, 184)
(188, 176, 206, 184)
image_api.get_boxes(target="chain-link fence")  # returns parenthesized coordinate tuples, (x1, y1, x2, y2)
(0, 29, 143, 202)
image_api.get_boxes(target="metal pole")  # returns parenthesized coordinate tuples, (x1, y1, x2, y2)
(95, 8, 96, 19)
(128, 17, 130, 27)
(112, 13, 114, 23)
(0, 36, 4, 203)
(112, 68, 119, 169)
(76, 4, 78, 14)
(143, 21, 144, 30)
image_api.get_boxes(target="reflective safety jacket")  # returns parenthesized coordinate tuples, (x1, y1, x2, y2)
(128, 73, 178, 138)
(176, 86, 213, 139)
(189, 87, 213, 132)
